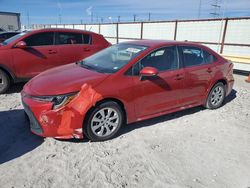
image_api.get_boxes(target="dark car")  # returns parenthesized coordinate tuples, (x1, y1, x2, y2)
(22, 40, 234, 141)
(0, 28, 111, 93)
(0, 31, 20, 43)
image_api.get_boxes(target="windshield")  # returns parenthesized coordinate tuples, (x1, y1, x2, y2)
(2, 32, 28, 45)
(80, 43, 147, 74)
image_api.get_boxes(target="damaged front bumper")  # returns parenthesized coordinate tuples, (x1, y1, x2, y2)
(21, 84, 102, 139)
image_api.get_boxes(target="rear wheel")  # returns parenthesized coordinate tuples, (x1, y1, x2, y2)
(205, 82, 226, 109)
(84, 101, 124, 141)
(0, 69, 11, 94)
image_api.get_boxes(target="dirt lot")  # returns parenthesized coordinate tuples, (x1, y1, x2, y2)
(0, 74, 249, 188)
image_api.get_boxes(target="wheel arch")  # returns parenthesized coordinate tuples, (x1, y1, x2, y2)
(204, 78, 228, 105)
(0, 64, 15, 82)
(84, 97, 128, 126)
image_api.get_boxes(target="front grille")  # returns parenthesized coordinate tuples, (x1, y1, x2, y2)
(22, 100, 43, 134)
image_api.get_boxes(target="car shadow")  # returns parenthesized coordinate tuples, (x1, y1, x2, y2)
(0, 109, 44, 164)
(224, 89, 237, 104)
(119, 106, 205, 137)
(6, 83, 25, 94)
(118, 89, 237, 138)
(57, 89, 238, 142)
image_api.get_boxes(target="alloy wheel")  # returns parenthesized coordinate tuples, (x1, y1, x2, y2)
(91, 107, 120, 137)
(210, 85, 224, 106)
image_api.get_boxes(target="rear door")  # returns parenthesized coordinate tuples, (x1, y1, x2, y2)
(12, 32, 59, 78)
(178, 46, 216, 105)
(55, 32, 92, 66)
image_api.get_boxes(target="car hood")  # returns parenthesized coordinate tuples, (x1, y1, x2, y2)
(0, 43, 9, 49)
(24, 63, 109, 96)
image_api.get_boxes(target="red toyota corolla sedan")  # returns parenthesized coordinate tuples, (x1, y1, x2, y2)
(21, 40, 234, 141)
(0, 28, 110, 93)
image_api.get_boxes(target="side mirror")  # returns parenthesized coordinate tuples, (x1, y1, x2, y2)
(15, 41, 27, 49)
(140, 67, 159, 78)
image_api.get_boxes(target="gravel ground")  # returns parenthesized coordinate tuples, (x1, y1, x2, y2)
(0, 74, 249, 188)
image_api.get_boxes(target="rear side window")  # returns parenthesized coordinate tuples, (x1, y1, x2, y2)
(24, 32, 54, 46)
(181, 46, 216, 67)
(56, 32, 91, 45)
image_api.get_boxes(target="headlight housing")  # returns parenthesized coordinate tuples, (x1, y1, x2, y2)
(30, 92, 78, 110)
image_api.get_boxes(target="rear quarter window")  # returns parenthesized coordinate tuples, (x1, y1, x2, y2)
(203, 50, 217, 64)
(83, 34, 91, 44)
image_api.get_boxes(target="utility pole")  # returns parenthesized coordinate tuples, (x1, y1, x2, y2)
(91, 12, 93, 23)
(210, 0, 221, 18)
(118, 16, 120, 22)
(59, 14, 62, 24)
(198, 0, 202, 18)
(148, 12, 151, 21)
(133, 14, 136, 22)
(80, 19, 83, 24)
(101, 18, 104, 23)
(27, 11, 30, 29)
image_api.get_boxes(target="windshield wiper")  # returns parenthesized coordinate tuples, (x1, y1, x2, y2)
(80, 63, 95, 70)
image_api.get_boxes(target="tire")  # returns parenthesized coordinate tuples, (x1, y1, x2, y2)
(84, 101, 124, 141)
(0, 69, 11, 94)
(205, 82, 226, 109)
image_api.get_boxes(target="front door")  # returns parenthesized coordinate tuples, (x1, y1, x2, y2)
(12, 32, 59, 78)
(132, 46, 185, 118)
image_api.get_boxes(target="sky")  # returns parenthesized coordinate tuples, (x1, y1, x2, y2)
(0, 0, 250, 25)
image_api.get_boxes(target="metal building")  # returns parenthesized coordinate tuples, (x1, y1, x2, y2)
(0, 11, 21, 31)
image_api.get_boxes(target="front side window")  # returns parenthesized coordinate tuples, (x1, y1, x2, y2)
(80, 43, 147, 73)
(24, 32, 54, 46)
(130, 46, 179, 75)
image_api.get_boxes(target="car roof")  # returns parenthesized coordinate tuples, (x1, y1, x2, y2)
(30, 28, 98, 35)
(122, 39, 205, 48)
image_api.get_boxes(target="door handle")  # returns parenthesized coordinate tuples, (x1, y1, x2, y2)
(83, 47, 91, 52)
(48, 49, 57, 54)
(207, 68, 213, 73)
(174, 74, 184, 80)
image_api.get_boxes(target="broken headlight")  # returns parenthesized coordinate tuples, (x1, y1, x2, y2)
(31, 92, 78, 110)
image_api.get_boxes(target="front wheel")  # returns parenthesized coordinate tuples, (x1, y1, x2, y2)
(205, 82, 226, 109)
(84, 101, 124, 141)
(0, 69, 11, 94)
